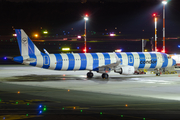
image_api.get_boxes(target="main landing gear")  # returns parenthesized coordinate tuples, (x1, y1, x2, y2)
(102, 73, 109, 79)
(87, 72, 93, 78)
(87, 72, 109, 79)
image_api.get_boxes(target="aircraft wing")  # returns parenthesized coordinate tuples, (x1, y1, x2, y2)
(97, 60, 121, 69)
(6, 56, 36, 62)
(97, 53, 121, 72)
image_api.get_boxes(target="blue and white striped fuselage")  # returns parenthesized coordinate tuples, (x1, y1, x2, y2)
(13, 29, 176, 78)
(14, 52, 176, 71)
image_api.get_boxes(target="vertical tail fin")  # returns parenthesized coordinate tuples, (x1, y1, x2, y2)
(15, 29, 41, 56)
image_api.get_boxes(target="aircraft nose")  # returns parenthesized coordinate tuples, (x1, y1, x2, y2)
(172, 59, 176, 66)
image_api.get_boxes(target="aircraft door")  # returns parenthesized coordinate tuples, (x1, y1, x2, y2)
(128, 55, 133, 63)
(43, 55, 50, 67)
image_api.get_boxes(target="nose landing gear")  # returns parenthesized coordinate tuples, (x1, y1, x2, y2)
(155, 68, 161, 76)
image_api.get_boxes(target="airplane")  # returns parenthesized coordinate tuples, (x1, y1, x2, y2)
(11, 29, 176, 79)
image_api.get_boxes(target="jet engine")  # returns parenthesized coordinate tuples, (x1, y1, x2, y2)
(114, 66, 135, 75)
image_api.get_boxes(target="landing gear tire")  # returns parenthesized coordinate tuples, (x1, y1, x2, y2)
(156, 73, 160, 76)
(87, 72, 93, 78)
(155, 68, 161, 76)
(102, 73, 109, 79)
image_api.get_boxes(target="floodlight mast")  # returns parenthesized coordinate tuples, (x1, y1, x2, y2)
(153, 13, 158, 52)
(84, 14, 88, 53)
(162, 0, 167, 53)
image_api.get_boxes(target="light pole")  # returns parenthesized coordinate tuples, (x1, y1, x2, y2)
(153, 13, 158, 52)
(84, 14, 88, 53)
(162, 0, 167, 53)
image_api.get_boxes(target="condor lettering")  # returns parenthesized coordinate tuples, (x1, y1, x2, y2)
(140, 60, 157, 64)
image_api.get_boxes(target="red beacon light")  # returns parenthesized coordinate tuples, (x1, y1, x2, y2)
(161, 50, 165, 53)
(83, 49, 87, 52)
(153, 13, 156, 17)
(85, 14, 88, 17)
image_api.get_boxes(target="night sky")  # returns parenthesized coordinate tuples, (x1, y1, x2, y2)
(0, 0, 180, 38)
(3, 0, 166, 3)
(0, 0, 180, 58)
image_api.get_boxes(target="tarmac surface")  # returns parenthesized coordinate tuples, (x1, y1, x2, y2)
(0, 65, 180, 120)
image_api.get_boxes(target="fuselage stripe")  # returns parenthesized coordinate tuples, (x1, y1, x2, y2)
(55, 54, 63, 70)
(138, 52, 145, 68)
(90, 53, 99, 71)
(29, 55, 37, 66)
(79, 53, 87, 70)
(28, 37, 35, 55)
(161, 53, 168, 68)
(102, 53, 111, 65)
(149, 53, 157, 68)
(67, 54, 75, 70)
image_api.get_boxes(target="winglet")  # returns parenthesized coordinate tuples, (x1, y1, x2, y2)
(114, 52, 121, 63)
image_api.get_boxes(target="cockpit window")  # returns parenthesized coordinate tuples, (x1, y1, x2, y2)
(167, 55, 171, 59)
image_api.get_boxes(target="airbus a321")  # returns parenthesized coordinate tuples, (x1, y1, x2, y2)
(11, 29, 176, 79)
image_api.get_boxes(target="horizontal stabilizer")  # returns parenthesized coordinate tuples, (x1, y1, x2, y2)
(6, 56, 13, 60)
(23, 58, 36, 62)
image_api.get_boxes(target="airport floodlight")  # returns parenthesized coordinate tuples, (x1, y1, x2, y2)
(12, 34, 17, 36)
(115, 49, 122, 53)
(162, 0, 167, 5)
(62, 48, 70, 51)
(77, 35, 81, 39)
(43, 31, 48, 34)
(34, 34, 38, 38)
(110, 34, 115, 36)
(84, 17, 88, 21)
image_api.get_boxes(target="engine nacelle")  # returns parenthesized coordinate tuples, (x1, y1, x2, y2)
(114, 66, 135, 75)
